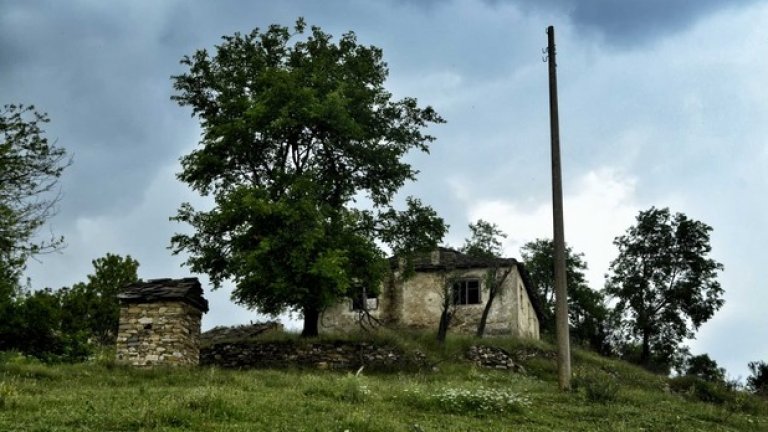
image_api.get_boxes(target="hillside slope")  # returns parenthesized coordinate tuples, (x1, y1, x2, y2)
(1, 331, 766, 431)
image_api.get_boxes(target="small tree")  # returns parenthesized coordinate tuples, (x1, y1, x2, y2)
(682, 353, 726, 384)
(521, 238, 609, 351)
(606, 207, 724, 367)
(460, 220, 512, 338)
(170, 20, 446, 337)
(747, 361, 768, 396)
(0, 104, 70, 294)
(60, 253, 139, 345)
(435, 264, 459, 344)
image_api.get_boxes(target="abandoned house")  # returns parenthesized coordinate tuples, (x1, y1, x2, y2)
(320, 247, 541, 339)
(115, 277, 209, 366)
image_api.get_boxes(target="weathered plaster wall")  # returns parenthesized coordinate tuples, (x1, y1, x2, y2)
(400, 268, 520, 335)
(115, 301, 202, 366)
(320, 265, 540, 340)
(319, 284, 395, 332)
(514, 277, 539, 339)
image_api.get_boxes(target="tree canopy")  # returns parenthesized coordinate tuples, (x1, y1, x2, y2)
(747, 361, 768, 396)
(460, 220, 511, 338)
(521, 238, 609, 351)
(59, 253, 139, 346)
(170, 19, 446, 336)
(606, 207, 724, 366)
(681, 353, 726, 384)
(0, 104, 70, 294)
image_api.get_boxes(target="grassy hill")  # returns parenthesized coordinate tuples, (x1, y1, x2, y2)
(1, 331, 766, 431)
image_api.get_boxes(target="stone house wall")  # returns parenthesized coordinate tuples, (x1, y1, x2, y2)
(115, 301, 203, 366)
(320, 265, 540, 339)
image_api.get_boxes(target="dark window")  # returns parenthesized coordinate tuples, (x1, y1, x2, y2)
(452, 279, 481, 305)
(351, 291, 378, 311)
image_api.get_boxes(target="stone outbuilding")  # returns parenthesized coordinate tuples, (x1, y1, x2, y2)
(320, 247, 542, 339)
(115, 277, 209, 366)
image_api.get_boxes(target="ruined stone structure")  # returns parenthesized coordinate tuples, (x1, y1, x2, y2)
(320, 248, 541, 339)
(115, 277, 209, 366)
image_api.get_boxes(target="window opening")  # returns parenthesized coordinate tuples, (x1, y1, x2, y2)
(351, 286, 379, 311)
(452, 279, 481, 305)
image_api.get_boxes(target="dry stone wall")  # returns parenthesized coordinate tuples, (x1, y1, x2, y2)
(466, 345, 526, 372)
(201, 341, 427, 371)
(116, 301, 203, 366)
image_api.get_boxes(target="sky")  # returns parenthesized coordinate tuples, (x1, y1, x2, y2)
(2, 0, 767, 380)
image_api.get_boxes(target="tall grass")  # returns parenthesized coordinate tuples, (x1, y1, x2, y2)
(1, 332, 766, 431)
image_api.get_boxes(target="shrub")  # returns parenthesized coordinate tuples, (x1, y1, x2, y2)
(668, 375, 732, 405)
(339, 375, 370, 404)
(573, 370, 620, 403)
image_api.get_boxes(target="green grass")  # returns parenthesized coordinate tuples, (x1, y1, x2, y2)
(1, 334, 766, 431)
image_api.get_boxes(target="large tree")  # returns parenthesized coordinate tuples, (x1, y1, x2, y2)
(521, 238, 609, 351)
(606, 207, 724, 366)
(170, 20, 446, 336)
(0, 104, 70, 294)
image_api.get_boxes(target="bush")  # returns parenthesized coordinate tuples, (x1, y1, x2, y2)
(668, 375, 732, 405)
(573, 370, 620, 403)
(339, 375, 370, 404)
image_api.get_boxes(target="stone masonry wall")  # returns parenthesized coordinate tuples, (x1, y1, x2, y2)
(116, 301, 202, 366)
(201, 341, 427, 371)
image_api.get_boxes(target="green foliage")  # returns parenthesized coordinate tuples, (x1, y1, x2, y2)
(573, 370, 620, 403)
(0, 104, 70, 293)
(520, 238, 610, 352)
(459, 220, 511, 338)
(0, 253, 138, 361)
(461, 219, 505, 260)
(59, 253, 139, 346)
(0, 381, 17, 410)
(1, 332, 768, 430)
(0, 288, 90, 362)
(681, 353, 726, 384)
(747, 361, 768, 396)
(170, 19, 446, 336)
(669, 375, 733, 405)
(606, 207, 724, 367)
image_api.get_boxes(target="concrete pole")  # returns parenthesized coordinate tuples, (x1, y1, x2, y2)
(546, 25, 572, 390)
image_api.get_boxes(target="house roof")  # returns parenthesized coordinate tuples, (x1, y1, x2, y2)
(118, 277, 209, 312)
(406, 247, 544, 321)
(410, 247, 517, 270)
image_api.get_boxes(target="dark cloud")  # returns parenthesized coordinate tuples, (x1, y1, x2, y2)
(0, 2, 194, 218)
(515, 0, 764, 47)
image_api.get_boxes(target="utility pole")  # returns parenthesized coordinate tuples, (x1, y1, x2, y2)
(546, 25, 571, 390)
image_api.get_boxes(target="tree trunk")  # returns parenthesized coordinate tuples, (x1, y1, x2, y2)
(641, 329, 651, 365)
(476, 289, 496, 338)
(437, 309, 451, 344)
(301, 305, 320, 338)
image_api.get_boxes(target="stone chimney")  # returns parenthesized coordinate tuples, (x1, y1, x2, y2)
(430, 249, 440, 265)
(115, 277, 208, 367)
